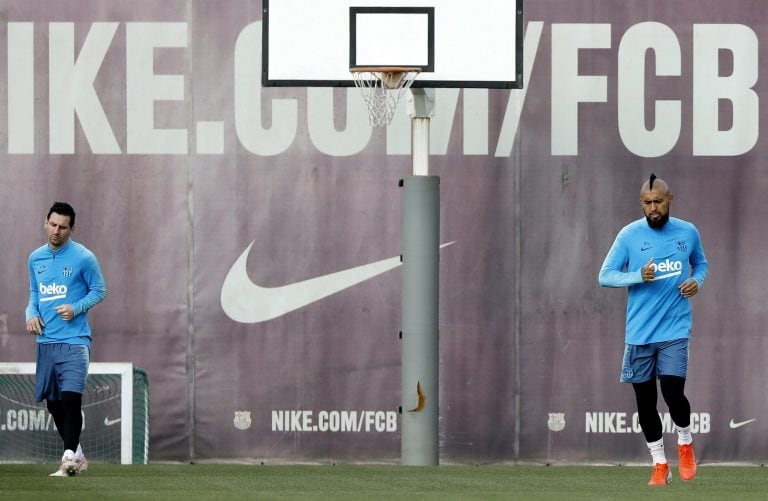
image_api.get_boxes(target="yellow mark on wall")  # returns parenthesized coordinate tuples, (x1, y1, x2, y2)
(408, 381, 426, 413)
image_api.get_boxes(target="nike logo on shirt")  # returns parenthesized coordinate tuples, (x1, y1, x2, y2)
(220, 241, 454, 323)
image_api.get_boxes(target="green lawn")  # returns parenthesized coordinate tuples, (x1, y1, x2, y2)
(1, 464, 766, 500)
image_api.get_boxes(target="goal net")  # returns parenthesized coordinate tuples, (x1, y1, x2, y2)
(0, 362, 149, 464)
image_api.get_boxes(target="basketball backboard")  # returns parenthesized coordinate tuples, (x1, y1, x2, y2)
(262, 0, 523, 89)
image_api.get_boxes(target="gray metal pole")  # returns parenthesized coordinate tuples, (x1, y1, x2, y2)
(400, 176, 440, 466)
(400, 88, 439, 466)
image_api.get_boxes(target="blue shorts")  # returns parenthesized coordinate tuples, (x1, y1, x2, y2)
(620, 338, 689, 383)
(35, 343, 90, 402)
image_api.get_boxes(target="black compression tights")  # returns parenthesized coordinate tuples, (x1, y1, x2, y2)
(46, 391, 82, 452)
(632, 376, 691, 443)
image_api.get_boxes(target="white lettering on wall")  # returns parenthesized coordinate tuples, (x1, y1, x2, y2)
(2, 21, 761, 158)
(126, 22, 188, 154)
(551, 23, 611, 156)
(49, 22, 120, 154)
(234, 22, 296, 156)
(618, 22, 681, 157)
(692, 24, 758, 156)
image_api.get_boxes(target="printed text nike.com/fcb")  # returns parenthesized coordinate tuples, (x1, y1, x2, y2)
(271, 410, 398, 433)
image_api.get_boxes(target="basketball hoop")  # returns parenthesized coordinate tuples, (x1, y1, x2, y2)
(351, 67, 421, 127)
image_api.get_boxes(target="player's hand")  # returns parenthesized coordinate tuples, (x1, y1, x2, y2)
(55, 304, 75, 321)
(26, 316, 44, 335)
(641, 258, 655, 282)
(679, 279, 699, 298)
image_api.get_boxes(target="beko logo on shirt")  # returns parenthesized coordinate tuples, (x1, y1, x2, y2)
(649, 259, 683, 280)
(39, 283, 67, 295)
(38, 283, 68, 302)
(650, 259, 682, 273)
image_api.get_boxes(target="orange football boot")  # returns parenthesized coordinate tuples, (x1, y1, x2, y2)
(648, 463, 671, 486)
(678, 443, 697, 481)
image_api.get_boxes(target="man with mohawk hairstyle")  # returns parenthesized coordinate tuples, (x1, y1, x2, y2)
(598, 174, 709, 486)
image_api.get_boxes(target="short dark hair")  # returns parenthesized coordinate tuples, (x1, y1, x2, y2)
(47, 202, 76, 228)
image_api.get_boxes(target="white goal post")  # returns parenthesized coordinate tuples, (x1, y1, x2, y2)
(0, 362, 148, 465)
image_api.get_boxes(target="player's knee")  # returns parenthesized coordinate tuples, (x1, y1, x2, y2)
(659, 375, 686, 401)
(61, 391, 82, 411)
(632, 379, 658, 408)
(46, 399, 63, 414)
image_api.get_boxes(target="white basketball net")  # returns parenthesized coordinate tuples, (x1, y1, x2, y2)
(351, 68, 420, 127)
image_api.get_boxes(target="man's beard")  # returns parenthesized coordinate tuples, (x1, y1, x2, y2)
(646, 212, 670, 229)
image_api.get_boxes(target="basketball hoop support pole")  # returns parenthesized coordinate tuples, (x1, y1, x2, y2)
(409, 89, 434, 176)
(401, 88, 439, 466)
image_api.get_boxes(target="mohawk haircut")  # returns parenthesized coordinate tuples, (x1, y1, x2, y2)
(649, 173, 657, 190)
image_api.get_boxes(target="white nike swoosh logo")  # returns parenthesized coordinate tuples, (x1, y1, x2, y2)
(104, 417, 121, 426)
(729, 418, 756, 429)
(221, 241, 454, 323)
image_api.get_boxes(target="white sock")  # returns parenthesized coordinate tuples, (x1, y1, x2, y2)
(647, 438, 667, 464)
(63, 449, 76, 461)
(677, 425, 693, 445)
(75, 444, 84, 460)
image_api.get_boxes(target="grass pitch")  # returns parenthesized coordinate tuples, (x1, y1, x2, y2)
(1, 464, 766, 500)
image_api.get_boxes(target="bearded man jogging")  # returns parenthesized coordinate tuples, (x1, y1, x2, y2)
(599, 174, 708, 486)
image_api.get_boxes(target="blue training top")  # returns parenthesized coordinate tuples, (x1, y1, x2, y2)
(26, 239, 107, 347)
(599, 217, 708, 345)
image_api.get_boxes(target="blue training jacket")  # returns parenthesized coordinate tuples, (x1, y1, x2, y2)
(599, 217, 708, 345)
(26, 239, 107, 347)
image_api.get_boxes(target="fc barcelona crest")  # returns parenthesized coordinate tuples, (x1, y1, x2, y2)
(62, 266, 73, 278)
(233, 411, 252, 430)
(547, 412, 566, 432)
